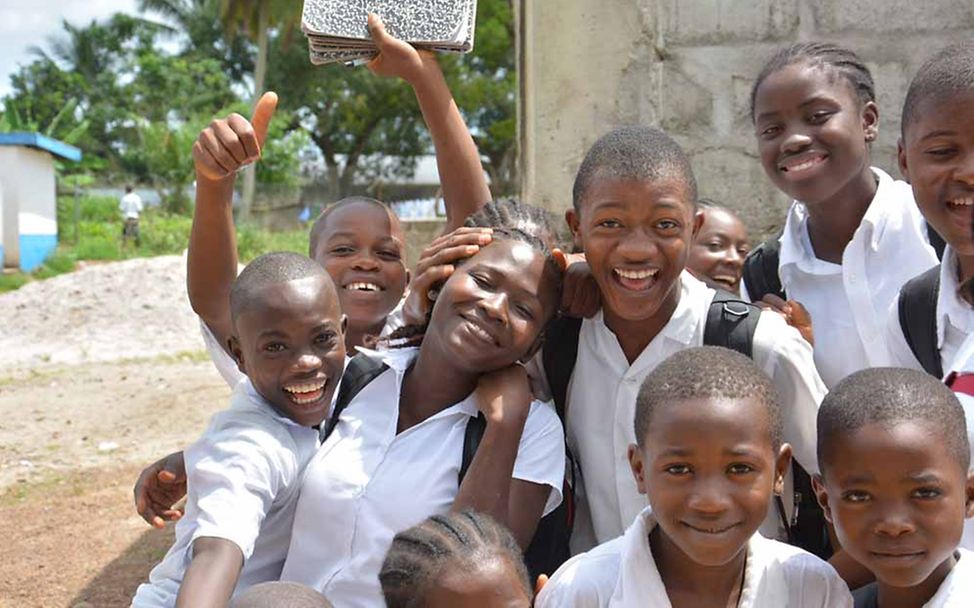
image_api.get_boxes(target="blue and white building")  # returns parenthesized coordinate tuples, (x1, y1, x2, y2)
(0, 133, 81, 272)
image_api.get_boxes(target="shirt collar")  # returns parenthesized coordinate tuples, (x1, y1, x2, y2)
(936, 248, 974, 346)
(779, 166, 894, 270)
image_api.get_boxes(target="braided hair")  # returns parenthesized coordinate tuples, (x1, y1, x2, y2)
(379, 510, 532, 608)
(381, 198, 563, 349)
(751, 42, 875, 120)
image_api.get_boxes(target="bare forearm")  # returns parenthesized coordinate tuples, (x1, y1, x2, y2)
(411, 56, 491, 231)
(187, 177, 238, 346)
(452, 419, 524, 530)
(176, 537, 243, 608)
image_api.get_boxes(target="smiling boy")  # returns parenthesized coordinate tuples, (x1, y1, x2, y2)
(813, 368, 974, 607)
(537, 347, 850, 607)
(546, 126, 825, 551)
(133, 252, 346, 607)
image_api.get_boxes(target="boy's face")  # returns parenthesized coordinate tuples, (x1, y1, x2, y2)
(567, 175, 700, 323)
(899, 89, 974, 257)
(230, 275, 347, 427)
(426, 239, 559, 374)
(687, 207, 750, 293)
(628, 396, 790, 567)
(424, 559, 530, 608)
(312, 201, 409, 332)
(816, 421, 974, 589)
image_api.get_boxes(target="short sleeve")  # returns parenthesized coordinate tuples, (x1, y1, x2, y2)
(883, 294, 926, 371)
(187, 419, 297, 559)
(513, 400, 566, 516)
(200, 318, 247, 388)
(535, 551, 616, 608)
(751, 310, 826, 474)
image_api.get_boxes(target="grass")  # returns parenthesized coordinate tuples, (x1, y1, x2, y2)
(0, 194, 311, 293)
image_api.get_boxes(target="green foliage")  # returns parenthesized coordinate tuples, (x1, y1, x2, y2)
(235, 223, 308, 262)
(0, 274, 30, 293)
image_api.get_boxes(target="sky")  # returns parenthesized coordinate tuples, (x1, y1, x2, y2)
(0, 0, 141, 98)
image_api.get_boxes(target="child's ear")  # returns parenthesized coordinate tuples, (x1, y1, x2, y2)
(897, 137, 911, 183)
(627, 444, 648, 495)
(965, 471, 974, 518)
(692, 209, 705, 239)
(774, 443, 793, 496)
(534, 574, 549, 600)
(340, 314, 348, 335)
(228, 335, 246, 374)
(861, 100, 880, 143)
(551, 248, 569, 272)
(811, 473, 835, 525)
(565, 208, 583, 252)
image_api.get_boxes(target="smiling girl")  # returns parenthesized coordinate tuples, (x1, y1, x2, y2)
(746, 42, 939, 389)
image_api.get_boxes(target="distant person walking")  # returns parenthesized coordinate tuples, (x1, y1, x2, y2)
(119, 185, 144, 248)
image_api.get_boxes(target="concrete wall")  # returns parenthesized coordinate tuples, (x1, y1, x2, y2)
(0, 146, 58, 271)
(518, 0, 974, 239)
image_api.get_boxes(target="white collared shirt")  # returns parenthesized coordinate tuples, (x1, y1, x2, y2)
(749, 167, 938, 389)
(886, 247, 974, 374)
(563, 271, 825, 549)
(536, 506, 852, 608)
(941, 331, 974, 551)
(133, 380, 321, 607)
(280, 347, 566, 608)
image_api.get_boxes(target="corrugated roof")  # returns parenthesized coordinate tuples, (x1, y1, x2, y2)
(0, 132, 82, 162)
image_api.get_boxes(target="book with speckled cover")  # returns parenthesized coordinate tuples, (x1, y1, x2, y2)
(301, 0, 477, 65)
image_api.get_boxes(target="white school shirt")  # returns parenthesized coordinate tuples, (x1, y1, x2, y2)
(280, 347, 566, 607)
(941, 331, 974, 551)
(563, 271, 825, 550)
(852, 549, 974, 607)
(536, 506, 853, 608)
(885, 248, 974, 374)
(132, 379, 320, 607)
(743, 167, 938, 389)
(120, 191, 144, 219)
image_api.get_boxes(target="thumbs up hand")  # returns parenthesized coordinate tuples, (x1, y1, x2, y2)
(192, 92, 278, 183)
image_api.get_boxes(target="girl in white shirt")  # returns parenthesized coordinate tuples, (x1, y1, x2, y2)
(747, 42, 938, 389)
(280, 200, 567, 607)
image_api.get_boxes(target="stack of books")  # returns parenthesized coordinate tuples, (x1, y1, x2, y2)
(302, 0, 478, 66)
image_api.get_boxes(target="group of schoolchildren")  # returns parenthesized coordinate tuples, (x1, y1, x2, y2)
(127, 14, 974, 608)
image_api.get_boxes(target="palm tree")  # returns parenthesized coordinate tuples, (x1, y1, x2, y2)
(219, 0, 297, 221)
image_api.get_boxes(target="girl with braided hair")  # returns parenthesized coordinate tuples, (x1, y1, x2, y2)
(380, 510, 533, 607)
(278, 199, 567, 607)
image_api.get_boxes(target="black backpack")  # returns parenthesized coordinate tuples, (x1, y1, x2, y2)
(896, 266, 943, 379)
(320, 354, 571, 580)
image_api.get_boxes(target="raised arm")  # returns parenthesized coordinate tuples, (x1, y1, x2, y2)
(187, 93, 278, 348)
(367, 14, 491, 231)
(452, 366, 550, 549)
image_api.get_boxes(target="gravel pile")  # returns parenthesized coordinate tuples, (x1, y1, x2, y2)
(0, 255, 206, 370)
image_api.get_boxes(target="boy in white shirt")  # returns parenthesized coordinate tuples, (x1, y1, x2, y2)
(812, 368, 974, 608)
(132, 252, 346, 607)
(119, 185, 144, 247)
(536, 346, 851, 607)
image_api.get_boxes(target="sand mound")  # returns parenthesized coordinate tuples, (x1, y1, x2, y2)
(0, 255, 206, 370)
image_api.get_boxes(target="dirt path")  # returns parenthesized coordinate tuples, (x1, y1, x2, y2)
(1, 256, 234, 607)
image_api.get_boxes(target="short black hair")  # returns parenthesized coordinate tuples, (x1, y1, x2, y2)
(572, 126, 698, 210)
(379, 510, 531, 608)
(635, 346, 782, 449)
(902, 42, 974, 138)
(307, 196, 396, 258)
(751, 42, 875, 120)
(229, 251, 331, 323)
(817, 367, 970, 474)
(229, 582, 332, 608)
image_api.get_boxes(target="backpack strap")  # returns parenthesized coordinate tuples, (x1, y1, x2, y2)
(704, 290, 762, 358)
(742, 236, 786, 302)
(898, 266, 943, 378)
(459, 413, 487, 482)
(542, 315, 584, 419)
(320, 354, 389, 442)
(927, 222, 947, 262)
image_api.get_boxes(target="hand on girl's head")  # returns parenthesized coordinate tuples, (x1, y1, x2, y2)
(402, 227, 494, 326)
(474, 365, 533, 427)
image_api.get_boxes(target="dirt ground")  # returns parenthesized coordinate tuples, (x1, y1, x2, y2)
(0, 257, 233, 607)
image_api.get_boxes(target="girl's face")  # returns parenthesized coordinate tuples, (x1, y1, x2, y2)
(753, 62, 878, 207)
(425, 239, 560, 374)
(687, 207, 750, 293)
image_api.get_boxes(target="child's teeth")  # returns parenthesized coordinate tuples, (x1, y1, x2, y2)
(346, 282, 380, 292)
(284, 380, 327, 394)
(615, 268, 658, 279)
(950, 198, 974, 206)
